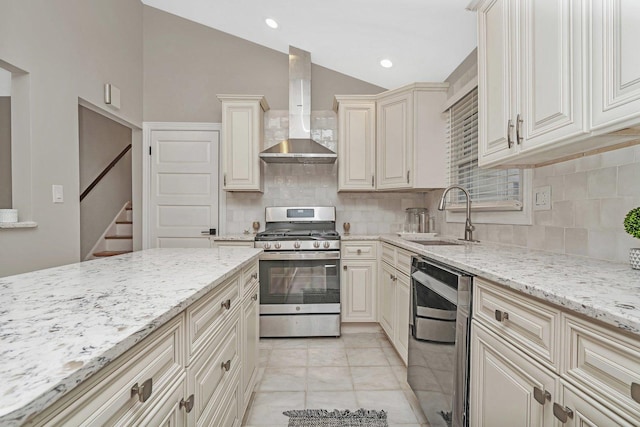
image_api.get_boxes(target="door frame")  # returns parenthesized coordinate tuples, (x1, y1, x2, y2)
(142, 122, 224, 249)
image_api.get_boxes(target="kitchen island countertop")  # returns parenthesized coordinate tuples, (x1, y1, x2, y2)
(0, 247, 262, 425)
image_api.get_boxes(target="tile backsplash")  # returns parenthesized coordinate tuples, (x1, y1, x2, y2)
(430, 144, 640, 263)
(224, 110, 427, 235)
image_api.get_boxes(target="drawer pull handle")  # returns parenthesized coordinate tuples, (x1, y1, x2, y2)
(494, 310, 509, 322)
(357, 249, 362, 255)
(180, 394, 195, 413)
(343, 265, 348, 270)
(553, 403, 573, 423)
(252, 272, 258, 280)
(221, 299, 231, 310)
(131, 378, 153, 403)
(221, 359, 231, 372)
(533, 386, 551, 405)
(252, 293, 258, 301)
(632, 382, 640, 403)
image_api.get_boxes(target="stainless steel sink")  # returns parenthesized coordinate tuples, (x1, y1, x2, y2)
(407, 240, 463, 246)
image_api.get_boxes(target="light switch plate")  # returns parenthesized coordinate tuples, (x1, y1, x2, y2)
(52, 185, 64, 203)
(533, 185, 551, 211)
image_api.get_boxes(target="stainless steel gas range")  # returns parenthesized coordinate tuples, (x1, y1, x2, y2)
(254, 206, 340, 337)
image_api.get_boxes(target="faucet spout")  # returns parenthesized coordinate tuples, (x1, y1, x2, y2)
(438, 185, 477, 242)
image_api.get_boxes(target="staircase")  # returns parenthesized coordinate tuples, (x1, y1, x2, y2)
(92, 203, 133, 258)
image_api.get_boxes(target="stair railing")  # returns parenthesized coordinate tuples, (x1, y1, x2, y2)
(80, 144, 132, 202)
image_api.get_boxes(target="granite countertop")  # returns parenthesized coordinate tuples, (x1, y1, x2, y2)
(377, 235, 640, 336)
(211, 233, 256, 241)
(0, 247, 262, 426)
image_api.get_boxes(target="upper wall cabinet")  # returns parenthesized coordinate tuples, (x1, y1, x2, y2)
(334, 96, 377, 191)
(474, 0, 640, 168)
(334, 83, 448, 192)
(376, 84, 449, 191)
(217, 95, 269, 192)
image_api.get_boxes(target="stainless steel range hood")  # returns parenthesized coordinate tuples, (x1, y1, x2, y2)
(260, 47, 337, 164)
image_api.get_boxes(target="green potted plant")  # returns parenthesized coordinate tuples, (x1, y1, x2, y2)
(624, 207, 640, 269)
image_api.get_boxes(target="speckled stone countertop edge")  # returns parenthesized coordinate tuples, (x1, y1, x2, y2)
(210, 234, 257, 241)
(0, 249, 262, 426)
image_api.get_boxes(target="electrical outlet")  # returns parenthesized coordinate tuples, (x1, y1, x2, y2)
(533, 185, 551, 211)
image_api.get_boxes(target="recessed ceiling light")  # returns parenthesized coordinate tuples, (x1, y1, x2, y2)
(380, 59, 393, 68)
(265, 18, 279, 29)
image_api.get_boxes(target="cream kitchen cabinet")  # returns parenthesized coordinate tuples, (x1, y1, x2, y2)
(378, 242, 413, 364)
(341, 241, 377, 322)
(218, 95, 269, 192)
(470, 277, 640, 426)
(334, 96, 377, 191)
(376, 83, 448, 190)
(476, 0, 586, 168)
(29, 261, 260, 427)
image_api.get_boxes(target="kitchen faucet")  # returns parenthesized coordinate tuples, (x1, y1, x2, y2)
(438, 185, 477, 242)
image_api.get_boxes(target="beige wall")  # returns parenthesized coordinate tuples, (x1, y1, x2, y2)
(142, 6, 384, 122)
(0, 0, 143, 277)
(79, 106, 132, 259)
(0, 96, 10, 209)
(430, 49, 640, 263)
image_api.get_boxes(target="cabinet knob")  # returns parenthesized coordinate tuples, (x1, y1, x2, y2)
(221, 359, 231, 372)
(552, 403, 573, 423)
(357, 249, 362, 255)
(494, 309, 509, 322)
(533, 386, 551, 405)
(252, 272, 258, 280)
(631, 382, 640, 403)
(221, 299, 231, 310)
(180, 394, 195, 413)
(343, 265, 348, 271)
(131, 378, 153, 403)
(251, 293, 258, 301)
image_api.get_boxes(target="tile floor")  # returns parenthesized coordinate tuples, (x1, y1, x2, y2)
(242, 324, 430, 427)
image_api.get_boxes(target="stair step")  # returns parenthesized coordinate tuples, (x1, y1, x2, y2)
(116, 220, 132, 224)
(105, 235, 133, 240)
(93, 250, 132, 257)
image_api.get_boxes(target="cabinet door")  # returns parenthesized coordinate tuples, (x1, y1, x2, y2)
(394, 272, 410, 364)
(337, 101, 376, 191)
(591, 0, 640, 130)
(341, 260, 376, 322)
(470, 323, 555, 427)
(379, 262, 396, 338)
(478, 0, 518, 166)
(519, 0, 585, 150)
(376, 92, 412, 190)
(137, 377, 187, 427)
(220, 98, 265, 192)
(242, 287, 259, 412)
(558, 382, 636, 426)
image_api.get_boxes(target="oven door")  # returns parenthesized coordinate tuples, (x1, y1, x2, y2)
(259, 251, 340, 313)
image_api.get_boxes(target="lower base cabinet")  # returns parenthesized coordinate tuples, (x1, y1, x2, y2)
(28, 260, 259, 427)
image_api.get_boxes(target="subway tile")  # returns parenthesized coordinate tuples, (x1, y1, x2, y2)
(600, 198, 637, 230)
(574, 199, 601, 229)
(565, 228, 589, 256)
(588, 230, 618, 261)
(512, 225, 529, 247)
(576, 153, 602, 172)
(617, 163, 640, 197)
(600, 146, 638, 168)
(563, 172, 588, 200)
(548, 175, 565, 202)
(553, 160, 576, 176)
(544, 226, 565, 253)
(587, 167, 617, 198)
(551, 200, 575, 227)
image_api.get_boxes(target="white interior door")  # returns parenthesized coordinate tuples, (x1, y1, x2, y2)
(149, 129, 219, 248)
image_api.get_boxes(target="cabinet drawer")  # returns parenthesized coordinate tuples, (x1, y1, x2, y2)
(242, 261, 259, 297)
(213, 373, 242, 427)
(188, 314, 241, 426)
(395, 248, 413, 275)
(562, 314, 640, 422)
(381, 243, 395, 265)
(186, 274, 240, 360)
(474, 278, 560, 370)
(341, 241, 377, 260)
(40, 315, 185, 426)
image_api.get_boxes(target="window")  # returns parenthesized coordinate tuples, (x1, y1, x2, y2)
(445, 87, 531, 225)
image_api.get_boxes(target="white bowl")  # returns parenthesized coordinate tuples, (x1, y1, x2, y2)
(0, 209, 18, 223)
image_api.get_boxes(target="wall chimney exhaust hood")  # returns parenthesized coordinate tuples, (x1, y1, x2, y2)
(260, 46, 337, 164)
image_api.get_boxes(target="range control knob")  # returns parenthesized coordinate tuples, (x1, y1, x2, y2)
(263, 242, 271, 249)
(323, 241, 330, 249)
(274, 242, 281, 249)
(294, 241, 301, 249)
(313, 241, 320, 248)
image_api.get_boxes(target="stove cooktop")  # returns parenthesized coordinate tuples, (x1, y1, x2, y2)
(255, 229, 340, 241)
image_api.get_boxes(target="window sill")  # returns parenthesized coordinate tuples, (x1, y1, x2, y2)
(0, 221, 38, 229)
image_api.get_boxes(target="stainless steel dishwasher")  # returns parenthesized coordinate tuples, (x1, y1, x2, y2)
(408, 256, 473, 427)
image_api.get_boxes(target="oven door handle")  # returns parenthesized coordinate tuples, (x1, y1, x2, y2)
(260, 251, 341, 261)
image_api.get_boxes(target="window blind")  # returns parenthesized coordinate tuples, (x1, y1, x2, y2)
(446, 88, 523, 210)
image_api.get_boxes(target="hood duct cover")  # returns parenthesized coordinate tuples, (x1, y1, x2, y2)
(260, 46, 337, 164)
